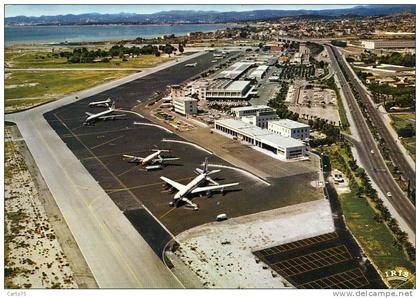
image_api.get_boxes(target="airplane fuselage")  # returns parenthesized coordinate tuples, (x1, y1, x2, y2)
(174, 173, 207, 200)
(85, 109, 114, 123)
(89, 99, 111, 107)
(141, 151, 160, 166)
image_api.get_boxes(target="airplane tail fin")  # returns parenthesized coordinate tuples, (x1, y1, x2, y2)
(203, 157, 208, 173)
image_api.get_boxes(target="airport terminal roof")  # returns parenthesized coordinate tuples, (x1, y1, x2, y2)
(225, 80, 251, 92)
(218, 61, 255, 80)
(231, 105, 272, 112)
(249, 65, 269, 79)
(269, 119, 310, 129)
(258, 133, 304, 149)
(215, 118, 304, 149)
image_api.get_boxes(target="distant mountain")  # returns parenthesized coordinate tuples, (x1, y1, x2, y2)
(5, 5, 416, 26)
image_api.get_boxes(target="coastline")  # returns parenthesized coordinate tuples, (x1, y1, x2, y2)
(5, 23, 236, 47)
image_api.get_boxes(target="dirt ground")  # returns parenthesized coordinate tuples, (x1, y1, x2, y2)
(5, 124, 97, 289)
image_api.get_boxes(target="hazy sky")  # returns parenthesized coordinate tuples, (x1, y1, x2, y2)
(5, 4, 358, 17)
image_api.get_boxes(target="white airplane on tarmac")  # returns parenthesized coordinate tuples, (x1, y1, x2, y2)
(123, 149, 180, 171)
(84, 102, 126, 125)
(160, 158, 239, 211)
(88, 98, 112, 107)
(185, 62, 198, 67)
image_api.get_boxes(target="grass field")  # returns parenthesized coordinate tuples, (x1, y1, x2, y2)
(5, 70, 134, 112)
(4, 47, 176, 113)
(390, 113, 416, 160)
(5, 49, 173, 69)
(321, 144, 415, 287)
(339, 191, 415, 283)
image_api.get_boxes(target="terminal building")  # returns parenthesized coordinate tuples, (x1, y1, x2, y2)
(206, 80, 254, 101)
(214, 118, 306, 160)
(232, 105, 278, 129)
(241, 111, 279, 129)
(217, 61, 255, 80)
(248, 65, 269, 80)
(268, 119, 310, 140)
(231, 105, 274, 118)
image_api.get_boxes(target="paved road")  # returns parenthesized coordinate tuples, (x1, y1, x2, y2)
(327, 46, 415, 235)
(334, 47, 416, 188)
(4, 53, 207, 288)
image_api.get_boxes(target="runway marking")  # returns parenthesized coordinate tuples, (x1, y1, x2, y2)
(162, 138, 213, 154)
(117, 165, 139, 177)
(134, 121, 173, 133)
(207, 163, 270, 186)
(61, 127, 139, 138)
(90, 135, 124, 150)
(116, 109, 145, 119)
(80, 150, 140, 161)
(159, 207, 176, 220)
(42, 114, 145, 286)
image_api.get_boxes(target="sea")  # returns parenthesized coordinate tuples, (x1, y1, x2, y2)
(5, 23, 231, 46)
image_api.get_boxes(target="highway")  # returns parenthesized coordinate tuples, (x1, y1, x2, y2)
(326, 46, 416, 236)
(333, 47, 415, 188)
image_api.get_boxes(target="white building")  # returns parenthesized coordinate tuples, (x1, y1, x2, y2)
(170, 84, 198, 115)
(231, 105, 274, 118)
(241, 110, 279, 129)
(214, 118, 306, 160)
(217, 62, 255, 80)
(170, 84, 185, 99)
(189, 80, 208, 101)
(248, 65, 269, 80)
(268, 119, 310, 140)
(173, 97, 198, 115)
(361, 40, 415, 50)
(291, 52, 303, 64)
(299, 43, 311, 55)
(206, 80, 254, 101)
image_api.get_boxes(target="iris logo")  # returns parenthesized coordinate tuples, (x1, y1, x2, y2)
(384, 268, 414, 288)
(385, 269, 409, 281)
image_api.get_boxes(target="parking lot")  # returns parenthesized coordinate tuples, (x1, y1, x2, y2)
(253, 232, 384, 289)
(44, 51, 323, 256)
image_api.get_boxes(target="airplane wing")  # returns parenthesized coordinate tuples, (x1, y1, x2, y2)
(98, 114, 126, 120)
(191, 182, 239, 194)
(122, 155, 144, 162)
(85, 112, 94, 116)
(160, 176, 185, 191)
(158, 157, 180, 162)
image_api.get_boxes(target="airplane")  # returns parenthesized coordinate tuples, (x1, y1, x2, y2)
(122, 149, 180, 170)
(83, 102, 126, 125)
(185, 62, 198, 67)
(88, 98, 112, 107)
(160, 158, 239, 211)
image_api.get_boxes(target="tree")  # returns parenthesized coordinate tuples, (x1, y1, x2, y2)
(178, 44, 184, 54)
(397, 124, 415, 138)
